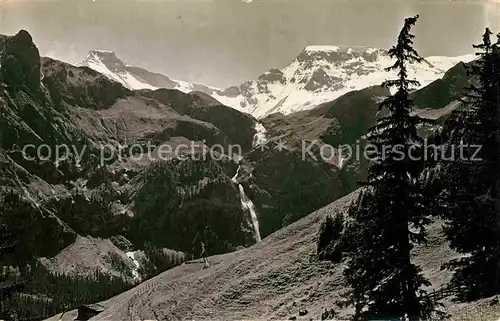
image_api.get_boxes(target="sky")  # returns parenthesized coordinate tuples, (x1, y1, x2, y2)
(0, 0, 497, 88)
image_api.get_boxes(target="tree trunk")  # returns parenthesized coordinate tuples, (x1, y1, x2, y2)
(494, 75, 500, 294)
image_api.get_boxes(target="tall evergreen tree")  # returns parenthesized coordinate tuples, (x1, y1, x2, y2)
(343, 15, 434, 320)
(438, 28, 500, 300)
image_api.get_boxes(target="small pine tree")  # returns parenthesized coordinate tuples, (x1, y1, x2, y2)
(343, 15, 435, 320)
(438, 28, 500, 300)
(317, 214, 344, 262)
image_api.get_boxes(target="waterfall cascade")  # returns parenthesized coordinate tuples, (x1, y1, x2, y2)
(232, 166, 262, 242)
(126, 251, 141, 281)
(252, 122, 268, 147)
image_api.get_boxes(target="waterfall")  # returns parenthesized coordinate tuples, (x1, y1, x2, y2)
(237, 184, 262, 242)
(126, 251, 141, 281)
(252, 122, 268, 148)
(232, 166, 262, 242)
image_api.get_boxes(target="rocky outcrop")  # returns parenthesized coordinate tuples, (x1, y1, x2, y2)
(222, 86, 241, 97)
(302, 69, 344, 92)
(257, 68, 286, 84)
(1, 30, 41, 92)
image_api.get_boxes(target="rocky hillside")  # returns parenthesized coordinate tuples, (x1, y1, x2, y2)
(39, 236, 139, 282)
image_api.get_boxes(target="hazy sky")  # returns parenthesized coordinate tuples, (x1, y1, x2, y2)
(0, 0, 496, 87)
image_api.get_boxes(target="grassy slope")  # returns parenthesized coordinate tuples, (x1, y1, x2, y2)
(45, 189, 479, 321)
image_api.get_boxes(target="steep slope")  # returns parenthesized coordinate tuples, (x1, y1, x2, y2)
(0, 30, 261, 277)
(212, 46, 475, 118)
(0, 30, 81, 259)
(78, 189, 462, 321)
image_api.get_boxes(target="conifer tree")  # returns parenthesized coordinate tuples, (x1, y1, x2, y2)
(438, 28, 500, 300)
(343, 15, 434, 320)
(317, 214, 344, 261)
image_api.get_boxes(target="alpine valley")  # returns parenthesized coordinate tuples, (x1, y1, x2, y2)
(0, 29, 495, 321)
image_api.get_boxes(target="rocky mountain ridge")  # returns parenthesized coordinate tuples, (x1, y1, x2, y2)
(213, 45, 475, 118)
(77, 45, 475, 119)
(80, 50, 219, 95)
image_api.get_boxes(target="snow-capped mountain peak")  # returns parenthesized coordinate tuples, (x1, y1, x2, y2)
(80, 50, 156, 90)
(84, 50, 127, 73)
(80, 50, 220, 95)
(298, 45, 387, 63)
(79, 46, 475, 119)
(212, 45, 476, 118)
